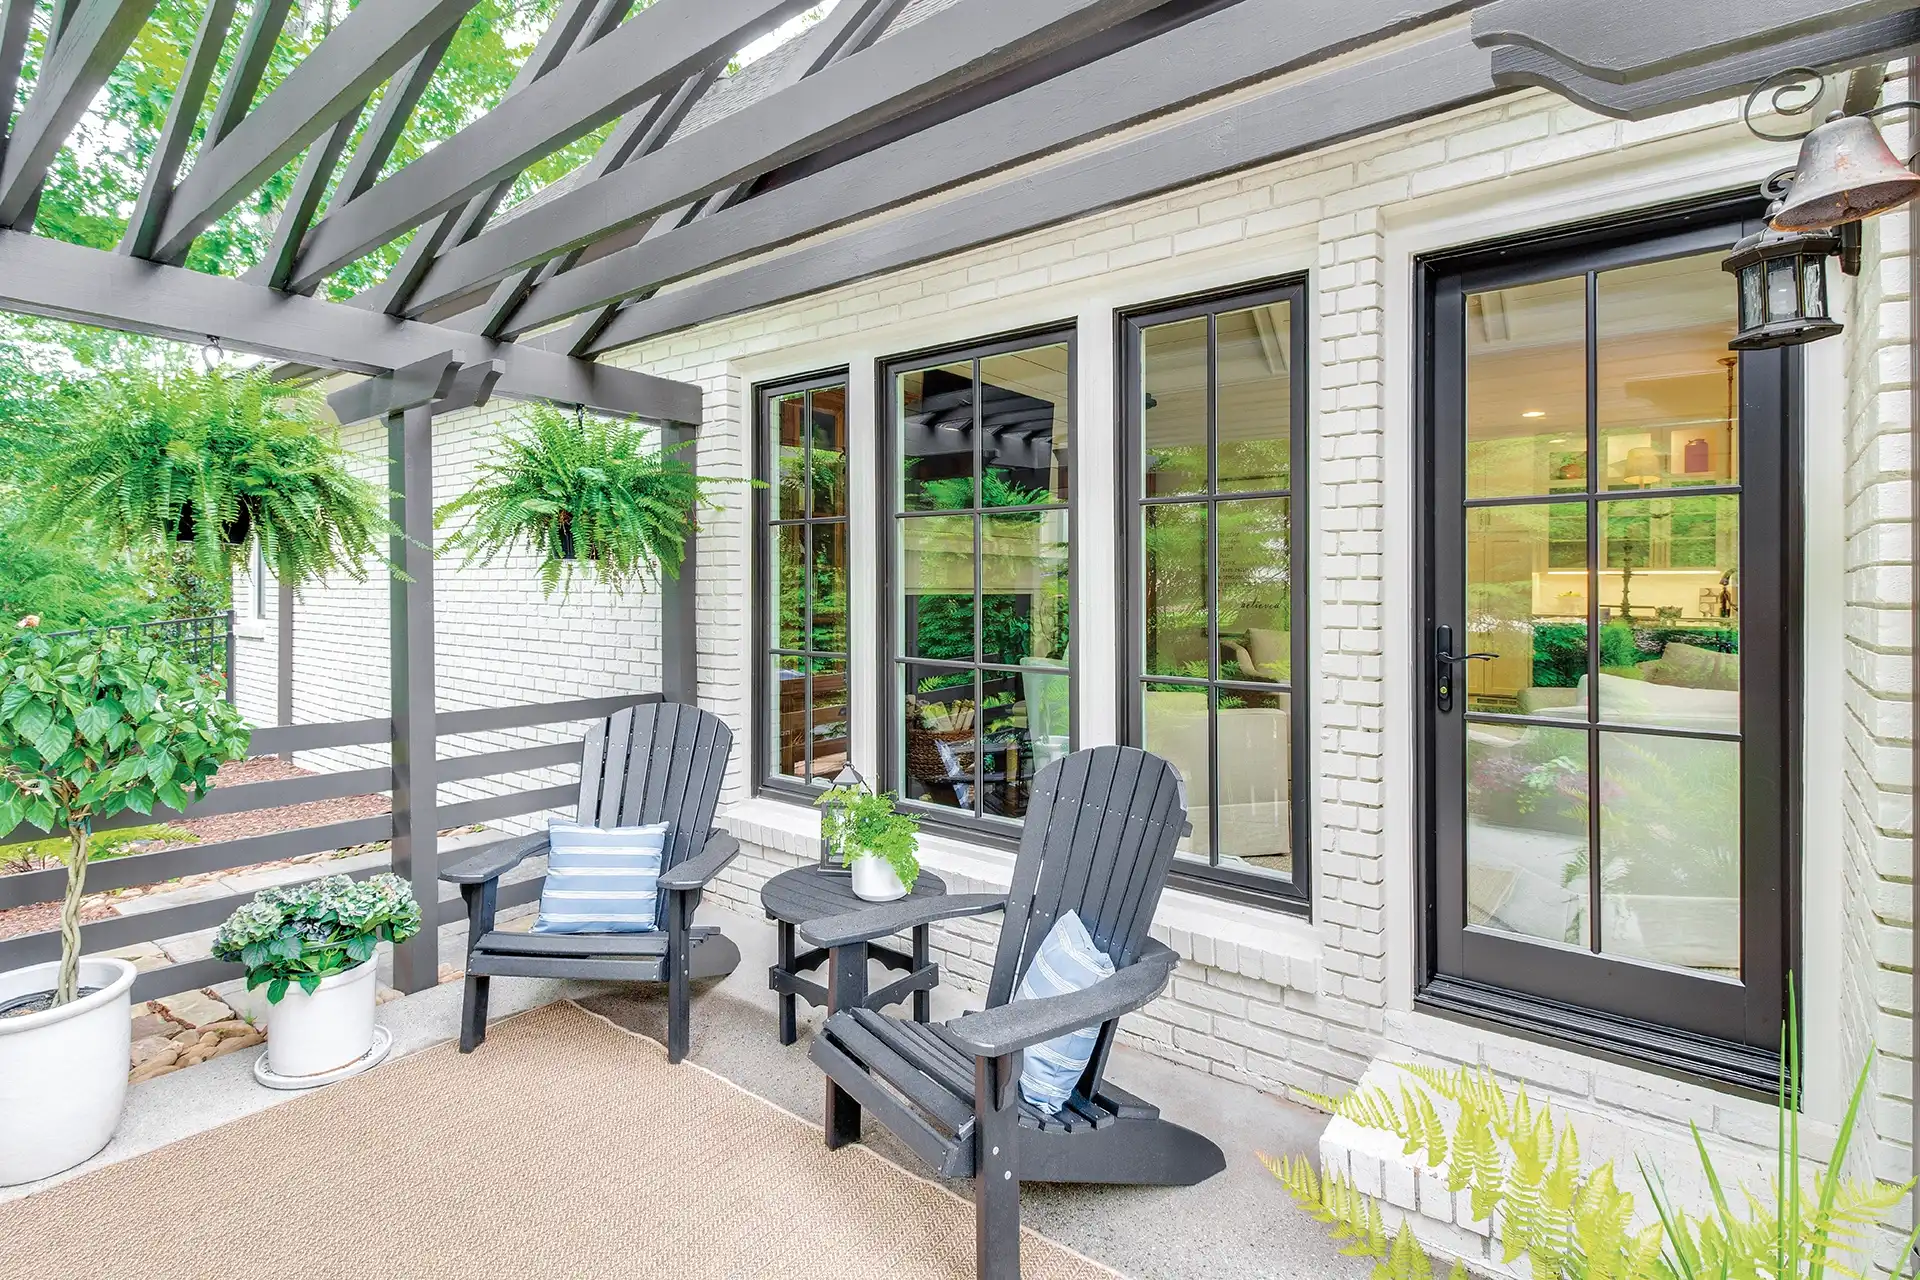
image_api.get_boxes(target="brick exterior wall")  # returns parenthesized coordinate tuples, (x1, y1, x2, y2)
(239, 71, 1916, 1266)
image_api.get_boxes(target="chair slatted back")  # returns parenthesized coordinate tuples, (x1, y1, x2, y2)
(574, 701, 733, 875)
(985, 746, 1187, 1010)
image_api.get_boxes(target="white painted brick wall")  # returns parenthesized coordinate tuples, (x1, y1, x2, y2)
(244, 65, 1914, 1244)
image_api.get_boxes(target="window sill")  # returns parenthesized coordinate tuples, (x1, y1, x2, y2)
(719, 793, 1324, 993)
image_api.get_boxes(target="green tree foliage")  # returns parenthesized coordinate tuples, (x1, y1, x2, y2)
(16, 0, 602, 296)
(32, 363, 391, 589)
(0, 623, 251, 1004)
(437, 402, 735, 596)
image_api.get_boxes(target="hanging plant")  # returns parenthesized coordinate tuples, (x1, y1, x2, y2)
(435, 403, 736, 596)
(33, 364, 392, 590)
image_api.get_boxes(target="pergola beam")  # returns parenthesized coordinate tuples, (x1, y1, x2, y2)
(0, 229, 702, 421)
(203, 0, 293, 146)
(401, 0, 1171, 316)
(574, 27, 1498, 353)
(509, 0, 1455, 339)
(1490, 8, 1920, 119)
(285, 0, 812, 296)
(0, 0, 161, 227)
(119, 0, 239, 258)
(1470, 0, 1911, 84)
(246, 28, 459, 290)
(150, 0, 481, 265)
(340, 0, 635, 317)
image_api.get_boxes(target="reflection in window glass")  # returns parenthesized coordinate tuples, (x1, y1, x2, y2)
(1132, 289, 1303, 891)
(892, 335, 1074, 824)
(1466, 723, 1590, 949)
(1598, 254, 1740, 492)
(1466, 276, 1586, 500)
(763, 377, 851, 785)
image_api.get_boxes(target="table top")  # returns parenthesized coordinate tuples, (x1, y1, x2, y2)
(760, 864, 948, 926)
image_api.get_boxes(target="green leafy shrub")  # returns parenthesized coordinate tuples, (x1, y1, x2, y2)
(818, 782, 922, 890)
(212, 873, 422, 1004)
(0, 621, 251, 1004)
(436, 403, 738, 596)
(1268, 989, 1920, 1279)
(32, 365, 391, 589)
(0, 822, 196, 875)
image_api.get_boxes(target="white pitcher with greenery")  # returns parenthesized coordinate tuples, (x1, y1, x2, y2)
(818, 780, 922, 903)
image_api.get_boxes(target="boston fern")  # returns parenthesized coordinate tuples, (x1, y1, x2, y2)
(1267, 986, 1920, 1279)
(34, 365, 391, 588)
(212, 874, 422, 1004)
(436, 404, 732, 596)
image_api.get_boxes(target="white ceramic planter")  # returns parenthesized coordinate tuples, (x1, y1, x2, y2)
(266, 960, 377, 1078)
(0, 957, 137, 1186)
(850, 853, 909, 903)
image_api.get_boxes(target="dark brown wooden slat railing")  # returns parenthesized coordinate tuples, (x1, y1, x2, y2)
(437, 783, 576, 830)
(249, 716, 392, 755)
(437, 738, 583, 783)
(435, 691, 659, 736)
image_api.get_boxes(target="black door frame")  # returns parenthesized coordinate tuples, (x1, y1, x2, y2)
(1414, 192, 1801, 1091)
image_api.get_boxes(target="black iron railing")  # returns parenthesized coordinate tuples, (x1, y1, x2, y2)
(45, 611, 236, 699)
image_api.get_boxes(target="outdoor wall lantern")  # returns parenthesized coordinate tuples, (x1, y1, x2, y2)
(1724, 69, 1920, 350)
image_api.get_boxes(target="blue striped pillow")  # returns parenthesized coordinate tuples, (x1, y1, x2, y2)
(531, 820, 669, 935)
(1011, 911, 1115, 1114)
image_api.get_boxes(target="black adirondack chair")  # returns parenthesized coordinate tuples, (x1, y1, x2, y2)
(439, 701, 742, 1063)
(803, 745, 1226, 1279)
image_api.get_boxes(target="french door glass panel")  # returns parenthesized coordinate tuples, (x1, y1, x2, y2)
(1425, 202, 1793, 1072)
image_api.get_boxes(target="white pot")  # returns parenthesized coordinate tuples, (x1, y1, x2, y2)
(850, 853, 909, 903)
(0, 957, 137, 1186)
(266, 960, 377, 1078)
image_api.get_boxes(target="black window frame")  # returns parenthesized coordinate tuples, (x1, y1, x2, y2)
(1119, 276, 1314, 914)
(1414, 192, 1801, 1092)
(753, 367, 853, 800)
(879, 323, 1079, 844)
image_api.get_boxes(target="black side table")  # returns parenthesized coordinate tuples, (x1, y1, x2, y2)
(760, 865, 947, 1045)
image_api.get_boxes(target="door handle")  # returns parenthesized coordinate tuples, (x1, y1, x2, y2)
(1434, 625, 1497, 714)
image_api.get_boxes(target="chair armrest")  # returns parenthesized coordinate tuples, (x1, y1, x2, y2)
(440, 832, 548, 885)
(658, 830, 740, 892)
(799, 893, 1008, 949)
(945, 939, 1178, 1058)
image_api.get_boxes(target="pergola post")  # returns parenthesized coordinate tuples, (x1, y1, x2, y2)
(660, 419, 699, 704)
(277, 580, 294, 762)
(388, 396, 440, 993)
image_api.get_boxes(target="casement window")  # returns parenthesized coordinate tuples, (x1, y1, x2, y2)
(1120, 280, 1312, 910)
(754, 371, 852, 792)
(881, 328, 1076, 833)
(1417, 195, 1798, 1087)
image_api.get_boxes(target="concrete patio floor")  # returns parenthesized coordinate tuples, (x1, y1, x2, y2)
(5, 901, 1364, 1279)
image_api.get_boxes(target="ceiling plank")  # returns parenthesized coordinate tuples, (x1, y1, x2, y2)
(285, 0, 813, 296)
(510, 0, 1445, 338)
(403, 0, 1171, 317)
(203, 0, 293, 146)
(150, 0, 480, 265)
(119, 0, 239, 257)
(245, 27, 459, 290)
(570, 28, 1497, 354)
(0, 0, 162, 227)
(1470, 0, 1909, 84)
(0, 227, 701, 420)
(1489, 7, 1920, 119)
(344, 0, 631, 318)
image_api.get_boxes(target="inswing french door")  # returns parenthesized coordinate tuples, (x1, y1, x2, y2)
(1417, 197, 1799, 1087)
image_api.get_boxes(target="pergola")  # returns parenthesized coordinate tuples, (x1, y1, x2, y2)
(0, 0, 1915, 1214)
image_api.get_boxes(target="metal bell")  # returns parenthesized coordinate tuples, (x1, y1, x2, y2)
(1771, 111, 1920, 231)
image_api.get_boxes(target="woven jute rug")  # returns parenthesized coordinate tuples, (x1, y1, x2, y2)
(0, 1001, 1118, 1279)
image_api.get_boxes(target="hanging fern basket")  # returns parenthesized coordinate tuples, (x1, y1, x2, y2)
(173, 499, 252, 548)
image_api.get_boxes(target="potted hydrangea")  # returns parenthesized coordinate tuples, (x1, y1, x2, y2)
(212, 874, 422, 1083)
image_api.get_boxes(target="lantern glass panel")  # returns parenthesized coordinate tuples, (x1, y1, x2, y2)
(1801, 254, 1827, 319)
(1739, 264, 1763, 332)
(1765, 258, 1798, 323)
